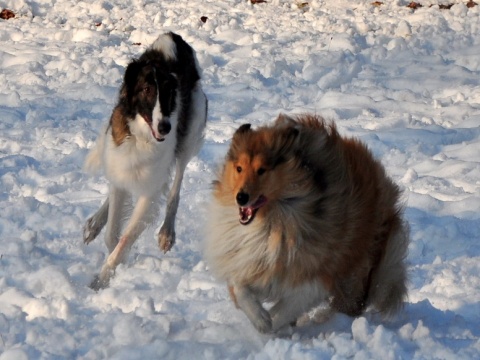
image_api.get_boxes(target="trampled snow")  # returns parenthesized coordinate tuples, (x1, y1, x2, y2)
(0, 0, 479, 359)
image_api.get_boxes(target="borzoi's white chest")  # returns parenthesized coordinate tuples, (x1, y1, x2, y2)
(103, 130, 176, 196)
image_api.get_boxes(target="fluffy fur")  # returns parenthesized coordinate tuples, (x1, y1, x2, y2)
(84, 32, 207, 290)
(205, 114, 409, 333)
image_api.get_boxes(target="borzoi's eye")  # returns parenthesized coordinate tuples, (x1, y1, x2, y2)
(236, 166, 242, 173)
(257, 168, 266, 176)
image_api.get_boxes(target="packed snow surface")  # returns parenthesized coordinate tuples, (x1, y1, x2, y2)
(1, 0, 479, 359)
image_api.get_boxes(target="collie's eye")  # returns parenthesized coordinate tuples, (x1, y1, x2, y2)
(236, 166, 242, 173)
(257, 168, 266, 175)
(143, 86, 151, 95)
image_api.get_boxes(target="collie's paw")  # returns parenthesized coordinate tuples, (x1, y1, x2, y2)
(271, 316, 297, 334)
(83, 217, 102, 244)
(244, 308, 273, 334)
(158, 227, 175, 253)
(251, 308, 273, 334)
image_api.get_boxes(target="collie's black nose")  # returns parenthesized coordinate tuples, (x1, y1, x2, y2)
(158, 121, 171, 135)
(236, 192, 249, 206)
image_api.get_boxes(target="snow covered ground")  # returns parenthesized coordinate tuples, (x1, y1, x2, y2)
(0, 0, 479, 358)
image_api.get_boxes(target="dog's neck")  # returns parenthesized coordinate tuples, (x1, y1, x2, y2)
(110, 106, 131, 146)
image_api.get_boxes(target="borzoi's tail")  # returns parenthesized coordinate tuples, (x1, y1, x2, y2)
(84, 128, 106, 174)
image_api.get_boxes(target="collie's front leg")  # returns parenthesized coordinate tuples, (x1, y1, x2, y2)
(230, 284, 272, 334)
(269, 281, 328, 332)
(90, 195, 156, 290)
(158, 161, 186, 253)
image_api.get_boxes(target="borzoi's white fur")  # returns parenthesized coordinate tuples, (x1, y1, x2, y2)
(84, 32, 207, 290)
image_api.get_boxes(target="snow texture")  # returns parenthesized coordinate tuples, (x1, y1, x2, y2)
(0, 0, 479, 359)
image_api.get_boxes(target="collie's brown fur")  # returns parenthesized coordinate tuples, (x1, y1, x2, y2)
(205, 113, 409, 333)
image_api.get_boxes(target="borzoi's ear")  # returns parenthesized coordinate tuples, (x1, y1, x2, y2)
(167, 72, 178, 111)
(159, 71, 177, 89)
(157, 72, 178, 115)
(121, 60, 143, 102)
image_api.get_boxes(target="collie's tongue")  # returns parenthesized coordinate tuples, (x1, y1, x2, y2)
(239, 207, 254, 224)
(239, 195, 267, 225)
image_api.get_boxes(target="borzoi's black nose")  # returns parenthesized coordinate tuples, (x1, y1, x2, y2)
(158, 121, 171, 135)
(236, 192, 249, 206)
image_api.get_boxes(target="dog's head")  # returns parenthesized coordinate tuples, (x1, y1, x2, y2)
(217, 121, 299, 225)
(121, 60, 178, 142)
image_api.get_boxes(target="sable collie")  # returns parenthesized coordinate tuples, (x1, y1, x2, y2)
(83, 32, 207, 290)
(205, 114, 409, 333)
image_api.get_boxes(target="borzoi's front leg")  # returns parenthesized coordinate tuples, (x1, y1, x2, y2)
(104, 187, 128, 253)
(83, 199, 109, 244)
(158, 160, 187, 253)
(91, 195, 157, 290)
(83, 186, 127, 249)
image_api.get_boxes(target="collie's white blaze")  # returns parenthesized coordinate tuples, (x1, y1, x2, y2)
(151, 34, 177, 61)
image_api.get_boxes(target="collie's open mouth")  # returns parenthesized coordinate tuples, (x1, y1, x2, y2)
(239, 195, 267, 225)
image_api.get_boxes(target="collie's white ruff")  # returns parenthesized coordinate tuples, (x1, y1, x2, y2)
(205, 114, 408, 333)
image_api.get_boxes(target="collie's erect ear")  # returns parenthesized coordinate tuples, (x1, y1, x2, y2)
(228, 124, 251, 161)
(283, 126, 300, 146)
(274, 113, 300, 149)
(271, 124, 300, 162)
(233, 123, 251, 137)
(275, 113, 296, 127)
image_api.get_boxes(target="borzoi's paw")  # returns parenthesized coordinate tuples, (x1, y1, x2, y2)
(158, 226, 175, 253)
(89, 274, 108, 291)
(89, 267, 114, 291)
(83, 216, 102, 244)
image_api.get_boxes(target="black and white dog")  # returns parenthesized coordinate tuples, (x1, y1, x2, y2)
(83, 32, 207, 290)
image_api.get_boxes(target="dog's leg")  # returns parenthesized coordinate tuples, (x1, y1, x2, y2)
(231, 284, 272, 333)
(91, 195, 157, 290)
(158, 86, 207, 253)
(269, 281, 328, 332)
(104, 187, 128, 253)
(83, 199, 109, 244)
(158, 160, 186, 253)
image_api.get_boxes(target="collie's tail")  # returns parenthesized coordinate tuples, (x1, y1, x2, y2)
(369, 219, 409, 319)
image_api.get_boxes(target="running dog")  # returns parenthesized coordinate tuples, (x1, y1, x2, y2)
(84, 32, 207, 290)
(205, 114, 408, 333)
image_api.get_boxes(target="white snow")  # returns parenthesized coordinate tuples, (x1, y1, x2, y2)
(0, 0, 479, 358)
